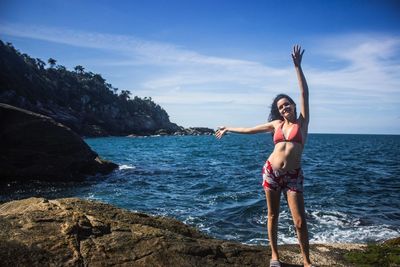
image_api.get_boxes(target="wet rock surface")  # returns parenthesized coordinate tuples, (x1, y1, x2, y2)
(0, 197, 371, 266)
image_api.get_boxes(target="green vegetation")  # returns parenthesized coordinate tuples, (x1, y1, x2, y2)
(0, 40, 179, 136)
(344, 238, 400, 267)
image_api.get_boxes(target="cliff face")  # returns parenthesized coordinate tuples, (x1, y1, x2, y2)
(0, 197, 378, 267)
(0, 103, 117, 182)
(0, 40, 180, 137)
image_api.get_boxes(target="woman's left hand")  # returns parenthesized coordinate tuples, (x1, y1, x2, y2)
(292, 45, 304, 67)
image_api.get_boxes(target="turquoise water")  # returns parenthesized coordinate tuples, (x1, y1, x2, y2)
(3, 134, 400, 245)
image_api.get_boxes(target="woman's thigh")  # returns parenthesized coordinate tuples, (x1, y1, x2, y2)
(264, 188, 281, 217)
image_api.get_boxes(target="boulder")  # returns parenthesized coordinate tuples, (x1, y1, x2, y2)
(0, 103, 118, 182)
(0, 197, 268, 266)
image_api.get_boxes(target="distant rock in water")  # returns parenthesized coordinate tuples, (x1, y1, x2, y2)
(0, 103, 118, 182)
(156, 127, 215, 136)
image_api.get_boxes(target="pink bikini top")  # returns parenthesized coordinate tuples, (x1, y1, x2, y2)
(273, 121, 303, 145)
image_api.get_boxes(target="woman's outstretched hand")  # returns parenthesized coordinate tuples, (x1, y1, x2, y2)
(292, 45, 304, 68)
(215, 127, 228, 139)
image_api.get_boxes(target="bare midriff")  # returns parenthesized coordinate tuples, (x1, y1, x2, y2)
(267, 142, 303, 171)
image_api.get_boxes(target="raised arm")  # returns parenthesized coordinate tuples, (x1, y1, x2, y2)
(292, 45, 309, 125)
(215, 122, 275, 139)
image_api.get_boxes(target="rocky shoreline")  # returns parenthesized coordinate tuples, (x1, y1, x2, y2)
(1, 197, 398, 266)
(0, 197, 383, 267)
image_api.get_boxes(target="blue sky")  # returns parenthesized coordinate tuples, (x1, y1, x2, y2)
(1, 0, 400, 134)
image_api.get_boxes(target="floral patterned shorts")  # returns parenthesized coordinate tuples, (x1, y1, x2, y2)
(262, 160, 304, 193)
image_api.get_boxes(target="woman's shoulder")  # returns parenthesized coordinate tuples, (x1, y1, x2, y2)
(270, 120, 283, 130)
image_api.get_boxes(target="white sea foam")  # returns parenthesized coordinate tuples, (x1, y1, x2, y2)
(86, 193, 96, 200)
(245, 208, 400, 245)
(181, 216, 211, 236)
(118, 164, 136, 170)
(290, 209, 399, 244)
(309, 225, 400, 244)
(246, 238, 269, 246)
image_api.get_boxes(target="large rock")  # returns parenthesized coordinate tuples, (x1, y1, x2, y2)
(0, 103, 118, 182)
(0, 197, 268, 266)
(0, 197, 371, 266)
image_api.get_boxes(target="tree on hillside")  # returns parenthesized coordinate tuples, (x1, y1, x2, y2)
(56, 65, 67, 71)
(93, 74, 105, 84)
(36, 58, 46, 70)
(119, 90, 131, 100)
(74, 65, 85, 74)
(22, 53, 34, 65)
(48, 58, 57, 68)
(0, 40, 178, 136)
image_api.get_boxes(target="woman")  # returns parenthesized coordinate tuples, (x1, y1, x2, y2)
(215, 45, 313, 267)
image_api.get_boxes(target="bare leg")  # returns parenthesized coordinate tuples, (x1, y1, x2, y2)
(287, 192, 312, 266)
(264, 188, 281, 261)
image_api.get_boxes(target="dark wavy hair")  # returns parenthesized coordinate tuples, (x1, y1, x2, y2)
(268, 94, 297, 122)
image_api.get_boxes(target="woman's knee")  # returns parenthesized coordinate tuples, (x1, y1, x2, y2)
(293, 217, 306, 230)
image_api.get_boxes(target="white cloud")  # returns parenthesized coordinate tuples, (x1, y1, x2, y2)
(318, 33, 400, 64)
(0, 23, 278, 68)
(305, 34, 400, 119)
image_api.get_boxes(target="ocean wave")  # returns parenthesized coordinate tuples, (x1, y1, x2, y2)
(118, 164, 136, 170)
(249, 208, 400, 245)
(309, 225, 400, 244)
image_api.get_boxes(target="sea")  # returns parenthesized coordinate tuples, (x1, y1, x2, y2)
(2, 133, 400, 245)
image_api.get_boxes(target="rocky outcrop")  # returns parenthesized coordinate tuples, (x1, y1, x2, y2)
(0, 197, 268, 267)
(0, 103, 118, 183)
(0, 40, 181, 137)
(0, 197, 374, 267)
(0, 41, 217, 138)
